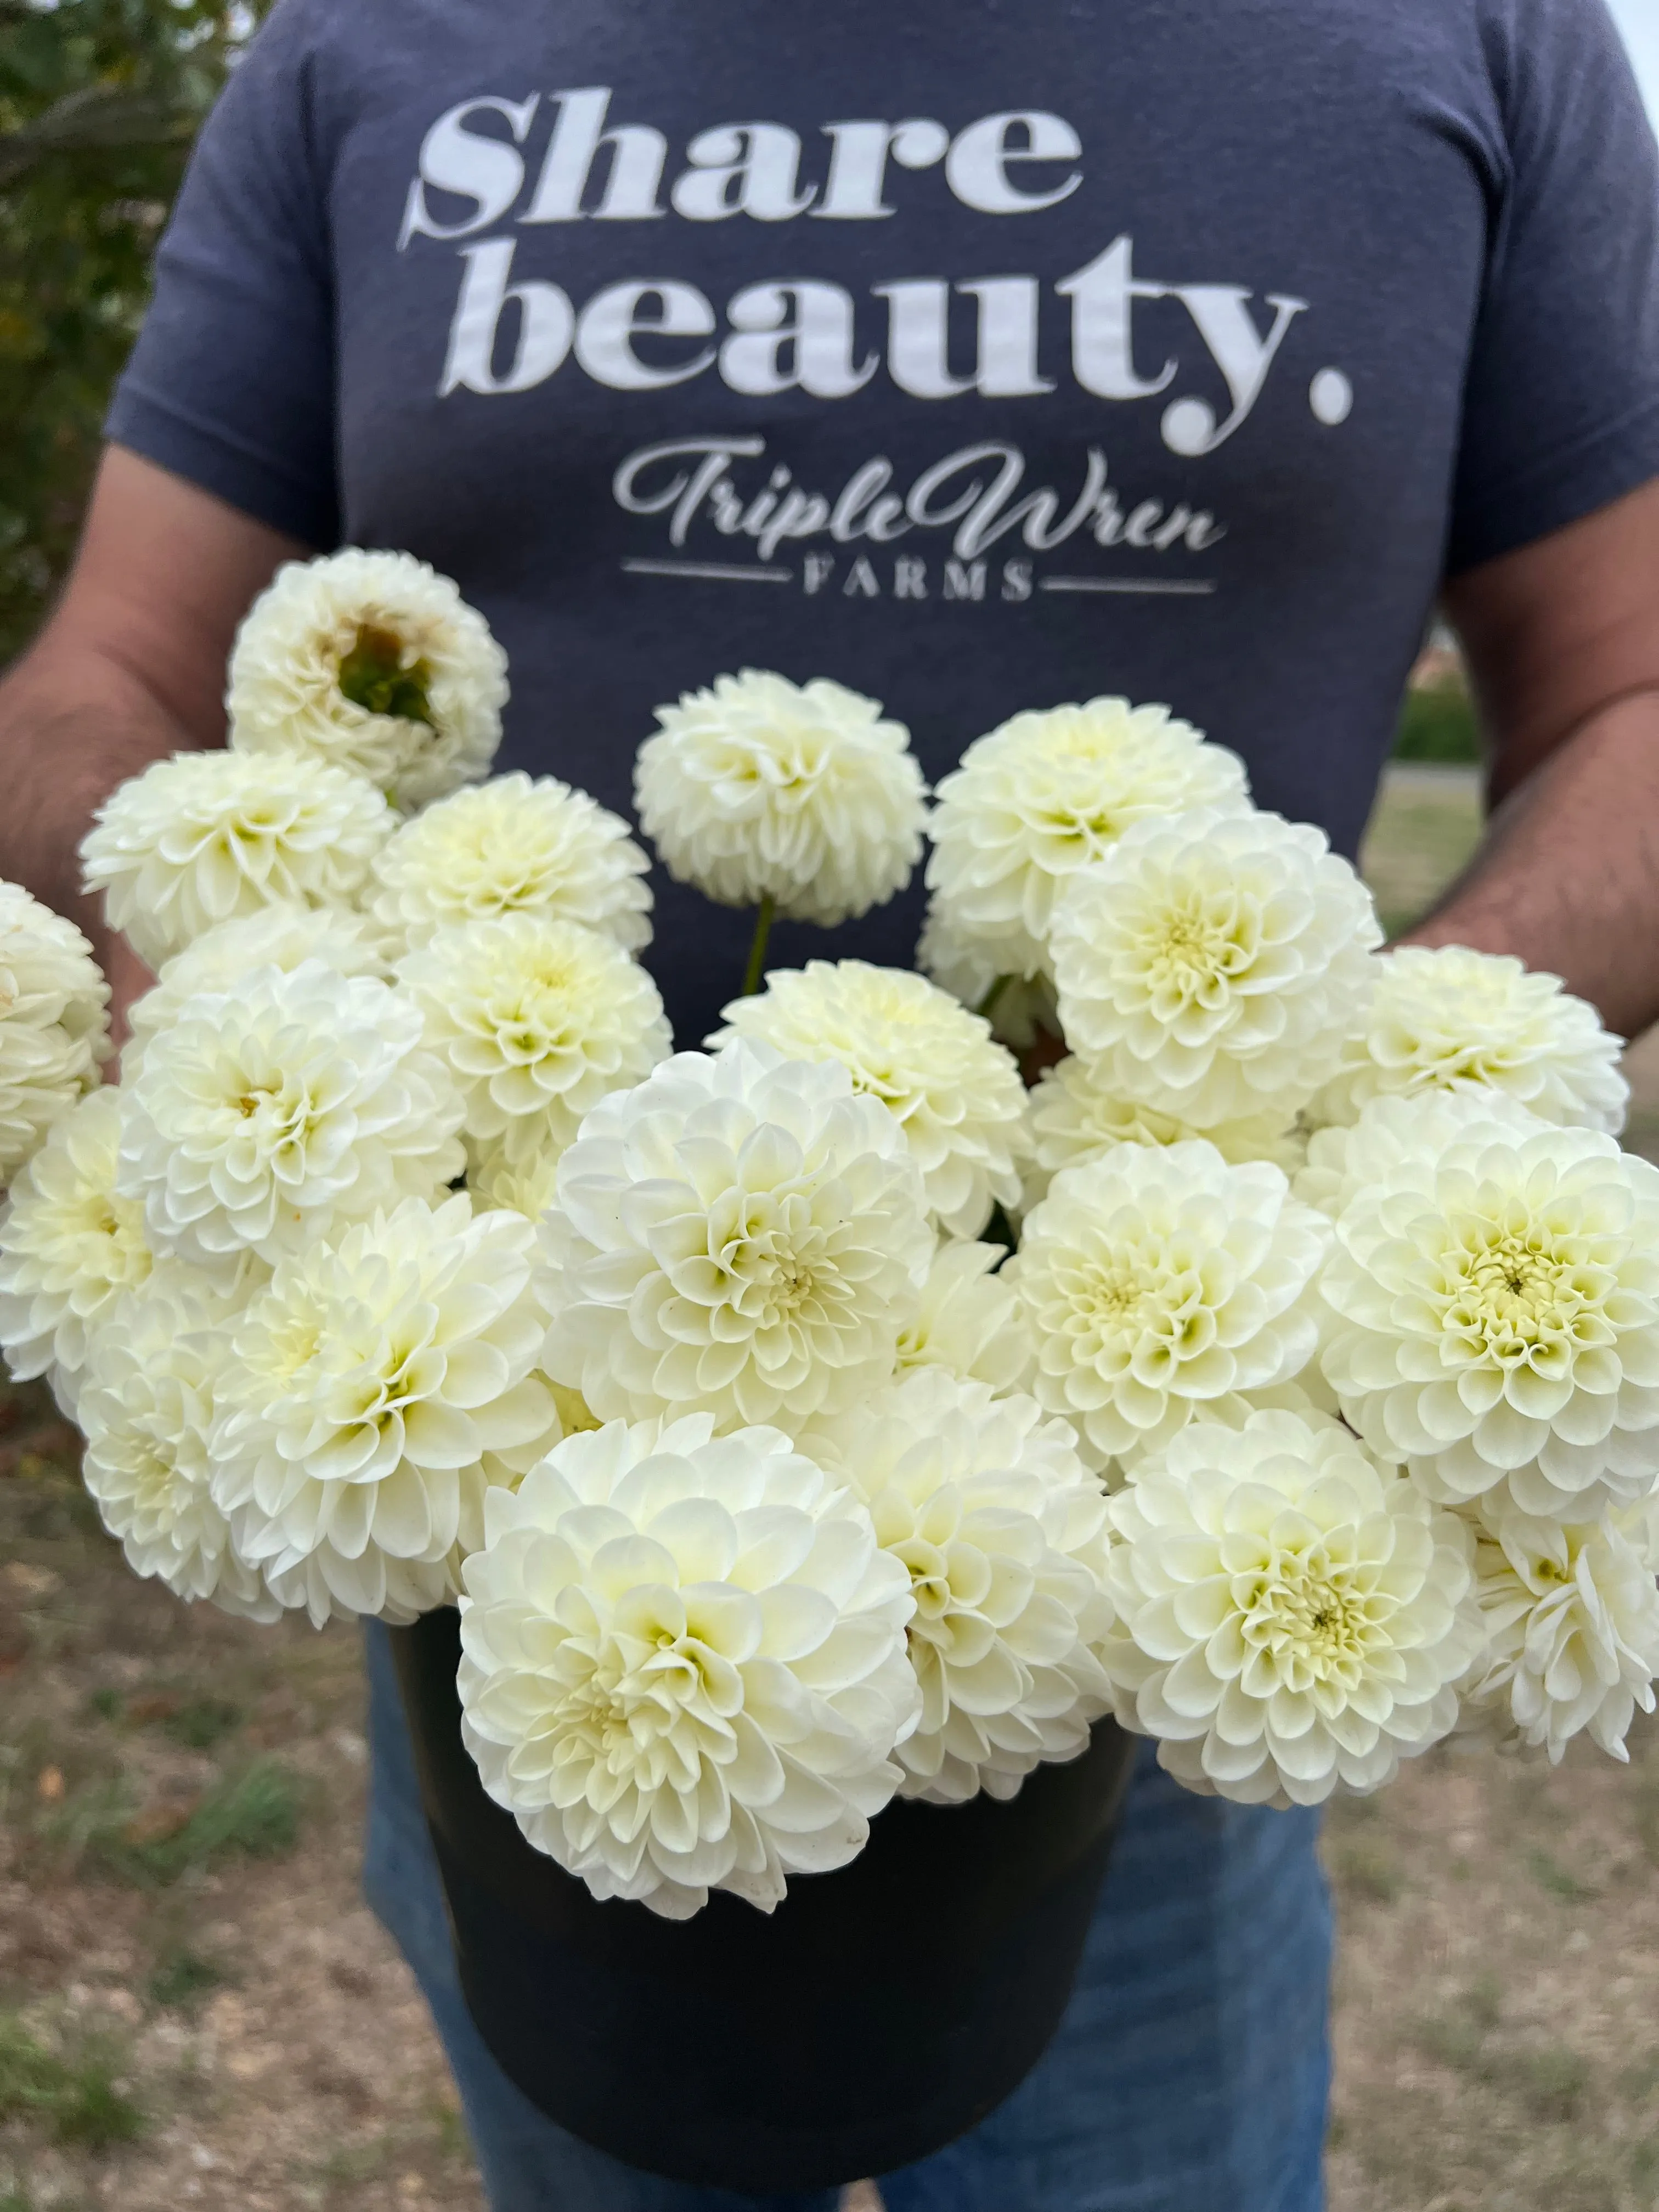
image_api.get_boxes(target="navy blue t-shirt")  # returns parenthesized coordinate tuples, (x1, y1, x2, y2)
(109, 0, 1659, 1043)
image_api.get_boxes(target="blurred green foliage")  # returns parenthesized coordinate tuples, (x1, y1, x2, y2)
(0, 0, 270, 664)
(1393, 678, 1482, 764)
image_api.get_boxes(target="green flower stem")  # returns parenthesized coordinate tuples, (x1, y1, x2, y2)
(741, 895, 777, 997)
(976, 974, 1013, 1023)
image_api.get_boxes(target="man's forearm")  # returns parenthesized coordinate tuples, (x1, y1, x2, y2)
(1405, 687, 1659, 1039)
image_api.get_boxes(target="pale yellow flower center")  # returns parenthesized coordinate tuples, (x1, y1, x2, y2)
(1241, 1555, 1375, 1685)
(1441, 1224, 1593, 1362)
(1142, 899, 1250, 1005)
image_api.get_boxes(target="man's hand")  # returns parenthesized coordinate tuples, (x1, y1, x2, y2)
(0, 445, 306, 998)
(1407, 477, 1659, 1039)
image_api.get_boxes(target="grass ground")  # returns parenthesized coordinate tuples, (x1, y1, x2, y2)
(5, 761, 1656, 2211)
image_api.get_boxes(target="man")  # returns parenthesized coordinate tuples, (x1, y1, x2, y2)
(5, 2, 1659, 2204)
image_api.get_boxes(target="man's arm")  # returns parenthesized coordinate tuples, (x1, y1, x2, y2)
(0, 445, 306, 1015)
(1408, 476, 1659, 1040)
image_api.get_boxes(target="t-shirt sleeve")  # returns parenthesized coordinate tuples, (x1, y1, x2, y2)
(105, 0, 339, 549)
(1448, 0, 1659, 573)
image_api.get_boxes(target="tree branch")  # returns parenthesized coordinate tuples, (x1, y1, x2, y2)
(0, 85, 188, 189)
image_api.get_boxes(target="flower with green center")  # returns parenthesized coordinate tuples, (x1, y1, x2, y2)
(1005, 1139, 1330, 1473)
(1099, 1409, 1481, 1805)
(537, 1043, 930, 1433)
(925, 699, 1250, 982)
(804, 1368, 1112, 1804)
(80, 749, 393, 972)
(1306, 944, 1627, 1133)
(1460, 1495, 1659, 1761)
(210, 1193, 559, 1625)
(1319, 1118, 1659, 1511)
(227, 549, 509, 810)
(456, 1413, 918, 1917)
(709, 960, 1030, 1239)
(1050, 808, 1381, 1128)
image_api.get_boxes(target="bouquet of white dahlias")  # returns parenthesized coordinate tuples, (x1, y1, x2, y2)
(4, 545, 1655, 1934)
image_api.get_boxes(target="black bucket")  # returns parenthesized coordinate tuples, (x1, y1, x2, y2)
(388, 1607, 1137, 2193)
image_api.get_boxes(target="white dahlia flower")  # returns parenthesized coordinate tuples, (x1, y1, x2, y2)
(210, 1194, 558, 1626)
(634, 670, 927, 926)
(1024, 1054, 1301, 1213)
(895, 1237, 1034, 1396)
(709, 961, 1029, 1239)
(0, 882, 110, 1183)
(1307, 945, 1627, 1134)
(79, 1270, 278, 1621)
(1006, 1142, 1330, 1473)
(456, 1413, 918, 1917)
(538, 1043, 930, 1432)
(805, 1369, 1111, 1804)
(117, 962, 465, 1273)
(1462, 1497, 1659, 1762)
(1319, 1120, 1659, 1510)
(1101, 1410, 1481, 1806)
(915, 891, 1060, 1050)
(924, 699, 1250, 981)
(1294, 1088, 1544, 1222)
(398, 916, 669, 1172)
(1051, 809, 1381, 1128)
(227, 549, 509, 810)
(123, 902, 386, 1075)
(368, 771, 652, 957)
(80, 750, 392, 971)
(0, 1088, 151, 1414)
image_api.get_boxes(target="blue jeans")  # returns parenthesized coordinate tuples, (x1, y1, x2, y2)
(363, 1624, 1330, 2212)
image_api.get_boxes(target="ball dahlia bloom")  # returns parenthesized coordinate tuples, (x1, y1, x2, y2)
(1307, 945, 1627, 1134)
(709, 961, 1029, 1239)
(368, 771, 652, 956)
(1050, 808, 1381, 1128)
(634, 670, 927, 926)
(398, 915, 670, 1172)
(1005, 1141, 1330, 1472)
(925, 699, 1249, 982)
(80, 750, 392, 971)
(117, 961, 465, 1273)
(538, 1043, 931, 1433)
(0, 1089, 151, 1415)
(1101, 1409, 1481, 1806)
(123, 902, 386, 1075)
(226, 549, 509, 810)
(1024, 1053, 1301, 1213)
(0, 881, 111, 1183)
(79, 1270, 278, 1621)
(456, 1413, 918, 1917)
(894, 1236, 1035, 1396)
(805, 1368, 1113, 1804)
(1319, 1119, 1659, 1513)
(1462, 1497, 1659, 1762)
(210, 1194, 558, 1625)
